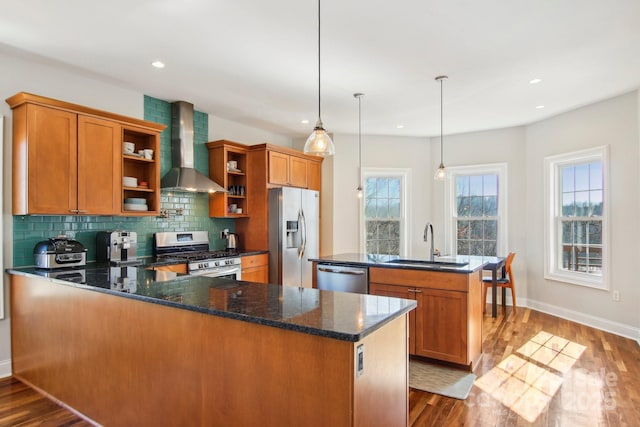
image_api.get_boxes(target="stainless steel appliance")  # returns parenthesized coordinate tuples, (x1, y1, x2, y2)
(268, 187, 319, 287)
(153, 231, 241, 279)
(316, 264, 369, 294)
(33, 235, 87, 269)
(96, 231, 138, 264)
(226, 233, 239, 250)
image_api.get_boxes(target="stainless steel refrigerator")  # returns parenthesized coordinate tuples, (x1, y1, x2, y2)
(268, 187, 319, 287)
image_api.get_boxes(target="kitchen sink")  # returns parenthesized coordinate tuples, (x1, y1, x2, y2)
(384, 259, 469, 269)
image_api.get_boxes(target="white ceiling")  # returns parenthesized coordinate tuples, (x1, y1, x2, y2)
(2, 0, 640, 139)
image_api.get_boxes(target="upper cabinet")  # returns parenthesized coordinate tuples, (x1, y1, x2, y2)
(253, 144, 322, 191)
(6, 92, 165, 216)
(266, 148, 320, 190)
(121, 126, 161, 215)
(206, 140, 249, 218)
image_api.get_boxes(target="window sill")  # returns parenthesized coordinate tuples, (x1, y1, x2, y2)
(544, 271, 607, 291)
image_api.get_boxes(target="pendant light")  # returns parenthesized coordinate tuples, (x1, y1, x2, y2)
(303, 0, 335, 157)
(434, 75, 448, 180)
(354, 93, 364, 198)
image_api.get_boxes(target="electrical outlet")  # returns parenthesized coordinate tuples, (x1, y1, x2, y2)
(612, 290, 620, 301)
(356, 344, 364, 377)
(220, 229, 229, 239)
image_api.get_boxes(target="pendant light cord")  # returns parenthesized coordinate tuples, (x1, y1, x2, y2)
(317, 0, 322, 122)
(358, 95, 361, 169)
(440, 77, 443, 165)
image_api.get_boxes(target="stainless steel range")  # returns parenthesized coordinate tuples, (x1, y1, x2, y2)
(153, 231, 241, 279)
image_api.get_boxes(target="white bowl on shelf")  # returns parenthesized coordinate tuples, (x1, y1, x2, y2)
(124, 197, 147, 205)
(123, 176, 138, 187)
(124, 203, 148, 211)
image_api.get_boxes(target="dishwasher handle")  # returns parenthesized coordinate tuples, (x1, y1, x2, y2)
(317, 267, 366, 275)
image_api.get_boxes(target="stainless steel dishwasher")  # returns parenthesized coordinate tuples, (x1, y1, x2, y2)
(316, 264, 369, 294)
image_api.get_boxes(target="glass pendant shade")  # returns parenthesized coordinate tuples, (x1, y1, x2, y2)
(434, 162, 447, 180)
(304, 119, 335, 157)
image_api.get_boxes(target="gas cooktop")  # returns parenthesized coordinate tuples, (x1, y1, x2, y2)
(159, 250, 239, 261)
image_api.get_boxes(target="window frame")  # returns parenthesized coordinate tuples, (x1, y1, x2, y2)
(444, 163, 508, 257)
(359, 168, 410, 257)
(544, 146, 610, 290)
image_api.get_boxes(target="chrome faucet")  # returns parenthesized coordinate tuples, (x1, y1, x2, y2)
(423, 222, 435, 261)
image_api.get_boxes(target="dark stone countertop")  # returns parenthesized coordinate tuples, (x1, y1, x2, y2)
(309, 253, 500, 273)
(7, 262, 415, 343)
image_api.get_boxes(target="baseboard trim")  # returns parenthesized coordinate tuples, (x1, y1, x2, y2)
(526, 299, 640, 344)
(0, 359, 11, 379)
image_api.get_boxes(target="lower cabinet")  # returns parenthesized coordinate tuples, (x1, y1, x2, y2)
(241, 253, 269, 284)
(369, 267, 482, 369)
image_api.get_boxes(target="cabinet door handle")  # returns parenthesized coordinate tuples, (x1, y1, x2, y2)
(407, 289, 422, 293)
(69, 209, 79, 213)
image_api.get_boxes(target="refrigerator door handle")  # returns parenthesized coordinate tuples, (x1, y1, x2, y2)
(299, 208, 307, 259)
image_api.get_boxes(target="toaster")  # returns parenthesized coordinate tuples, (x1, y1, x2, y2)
(33, 235, 87, 269)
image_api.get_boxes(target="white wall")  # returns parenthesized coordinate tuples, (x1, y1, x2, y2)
(209, 115, 292, 146)
(429, 126, 528, 301)
(525, 92, 640, 338)
(328, 133, 430, 257)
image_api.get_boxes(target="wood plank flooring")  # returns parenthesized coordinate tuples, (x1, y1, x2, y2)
(1, 306, 638, 426)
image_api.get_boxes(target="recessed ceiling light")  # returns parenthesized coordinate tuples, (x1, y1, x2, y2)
(301, 119, 309, 124)
(396, 125, 404, 129)
(151, 61, 165, 69)
(529, 78, 542, 84)
(536, 105, 545, 109)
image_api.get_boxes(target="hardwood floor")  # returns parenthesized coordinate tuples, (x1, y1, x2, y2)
(1, 306, 638, 426)
(410, 307, 640, 426)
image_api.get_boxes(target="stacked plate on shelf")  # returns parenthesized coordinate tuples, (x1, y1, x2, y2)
(124, 197, 148, 211)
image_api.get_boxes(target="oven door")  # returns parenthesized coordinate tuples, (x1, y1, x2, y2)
(190, 265, 242, 280)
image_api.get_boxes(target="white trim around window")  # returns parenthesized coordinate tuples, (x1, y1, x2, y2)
(443, 163, 508, 256)
(544, 146, 610, 290)
(359, 168, 411, 257)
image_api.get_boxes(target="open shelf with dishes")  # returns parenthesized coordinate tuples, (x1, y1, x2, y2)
(121, 127, 160, 215)
(207, 140, 249, 218)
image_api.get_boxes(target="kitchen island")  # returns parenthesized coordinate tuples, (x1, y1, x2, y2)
(8, 265, 415, 427)
(311, 253, 489, 370)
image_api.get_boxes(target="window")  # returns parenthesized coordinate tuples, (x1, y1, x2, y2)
(545, 146, 609, 289)
(444, 163, 507, 257)
(456, 174, 498, 256)
(362, 169, 409, 256)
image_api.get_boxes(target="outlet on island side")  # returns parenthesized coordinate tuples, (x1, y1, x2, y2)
(612, 290, 620, 301)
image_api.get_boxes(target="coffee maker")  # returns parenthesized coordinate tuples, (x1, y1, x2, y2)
(96, 231, 138, 264)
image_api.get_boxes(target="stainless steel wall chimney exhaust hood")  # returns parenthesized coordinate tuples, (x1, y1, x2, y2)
(161, 101, 226, 193)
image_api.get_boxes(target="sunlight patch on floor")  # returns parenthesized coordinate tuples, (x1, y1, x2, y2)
(474, 331, 586, 423)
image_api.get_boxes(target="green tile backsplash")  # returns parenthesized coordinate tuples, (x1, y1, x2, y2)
(12, 96, 233, 267)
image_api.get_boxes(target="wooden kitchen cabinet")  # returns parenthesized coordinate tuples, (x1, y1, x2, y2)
(369, 282, 417, 355)
(267, 150, 309, 188)
(121, 126, 161, 215)
(241, 253, 269, 283)
(6, 92, 164, 216)
(369, 267, 483, 370)
(206, 140, 249, 218)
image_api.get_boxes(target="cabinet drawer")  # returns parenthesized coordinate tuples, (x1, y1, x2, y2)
(369, 267, 469, 292)
(241, 253, 268, 268)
